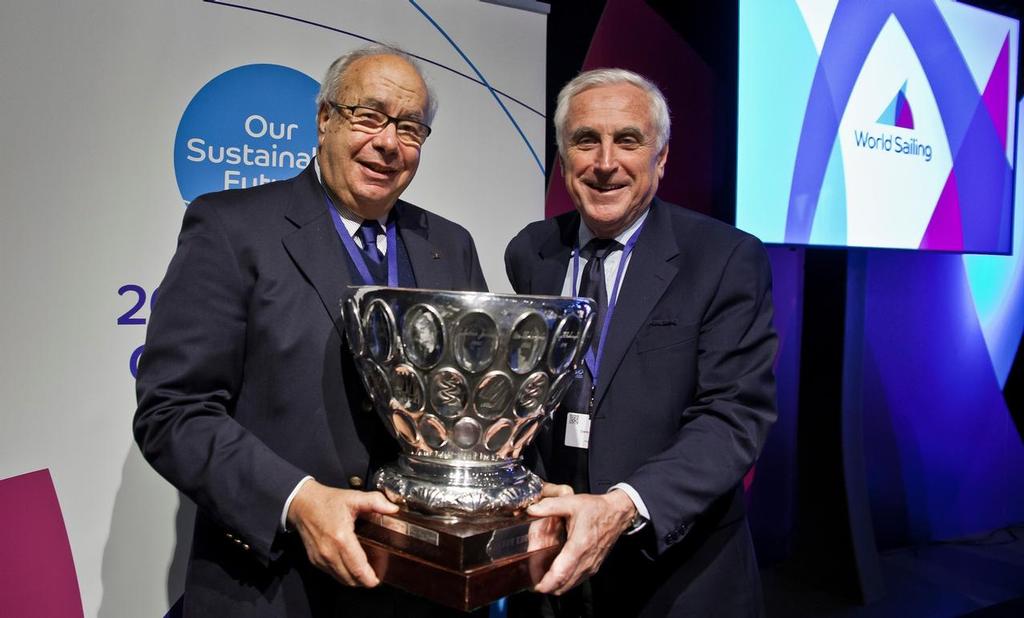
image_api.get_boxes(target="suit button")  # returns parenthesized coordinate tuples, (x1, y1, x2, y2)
(241, 543, 250, 551)
(665, 532, 678, 544)
(349, 475, 365, 488)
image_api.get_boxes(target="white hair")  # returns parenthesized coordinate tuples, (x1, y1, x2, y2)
(315, 43, 437, 124)
(553, 68, 671, 157)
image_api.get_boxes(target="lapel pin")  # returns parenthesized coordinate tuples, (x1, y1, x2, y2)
(432, 250, 441, 260)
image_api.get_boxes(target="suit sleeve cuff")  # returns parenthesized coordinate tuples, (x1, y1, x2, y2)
(281, 475, 314, 532)
(609, 483, 649, 535)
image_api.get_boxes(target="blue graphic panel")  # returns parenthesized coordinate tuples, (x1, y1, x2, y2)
(174, 64, 319, 203)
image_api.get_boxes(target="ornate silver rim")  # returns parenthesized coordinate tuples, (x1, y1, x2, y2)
(374, 459, 543, 517)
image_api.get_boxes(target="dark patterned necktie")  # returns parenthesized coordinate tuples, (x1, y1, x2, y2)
(580, 237, 620, 353)
(567, 237, 620, 415)
(357, 220, 384, 265)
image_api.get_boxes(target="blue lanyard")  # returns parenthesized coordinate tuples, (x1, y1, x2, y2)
(323, 191, 398, 287)
(571, 220, 646, 386)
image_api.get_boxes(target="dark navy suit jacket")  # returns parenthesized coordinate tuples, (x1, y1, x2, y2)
(134, 163, 486, 616)
(504, 199, 777, 617)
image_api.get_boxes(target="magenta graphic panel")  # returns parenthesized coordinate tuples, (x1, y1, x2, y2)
(0, 469, 84, 617)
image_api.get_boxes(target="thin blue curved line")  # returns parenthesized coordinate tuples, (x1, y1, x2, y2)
(202, 0, 544, 118)
(408, 0, 545, 175)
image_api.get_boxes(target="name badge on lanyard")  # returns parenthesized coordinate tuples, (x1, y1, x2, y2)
(565, 412, 592, 449)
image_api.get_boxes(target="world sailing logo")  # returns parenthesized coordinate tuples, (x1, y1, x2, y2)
(877, 81, 915, 129)
(852, 82, 932, 162)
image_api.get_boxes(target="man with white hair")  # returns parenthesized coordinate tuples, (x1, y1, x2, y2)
(135, 45, 486, 616)
(506, 68, 778, 617)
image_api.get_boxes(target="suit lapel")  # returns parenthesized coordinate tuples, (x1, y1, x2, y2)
(532, 214, 577, 295)
(592, 200, 679, 412)
(281, 164, 352, 333)
(394, 201, 452, 290)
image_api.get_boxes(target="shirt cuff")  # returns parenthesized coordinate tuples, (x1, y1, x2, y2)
(281, 475, 314, 532)
(609, 483, 650, 535)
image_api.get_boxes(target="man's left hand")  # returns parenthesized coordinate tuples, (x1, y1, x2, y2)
(526, 489, 636, 595)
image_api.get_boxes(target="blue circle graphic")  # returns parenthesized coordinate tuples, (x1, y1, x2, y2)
(174, 64, 320, 204)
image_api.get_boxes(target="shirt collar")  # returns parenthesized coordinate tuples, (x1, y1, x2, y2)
(314, 158, 390, 234)
(577, 205, 651, 251)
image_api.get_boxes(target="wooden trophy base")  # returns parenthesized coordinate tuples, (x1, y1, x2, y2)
(357, 510, 564, 612)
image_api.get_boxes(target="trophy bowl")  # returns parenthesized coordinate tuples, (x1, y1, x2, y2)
(343, 286, 595, 518)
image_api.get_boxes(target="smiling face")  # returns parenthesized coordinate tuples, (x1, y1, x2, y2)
(562, 83, 668, 239)
(317, 54, 429, 219)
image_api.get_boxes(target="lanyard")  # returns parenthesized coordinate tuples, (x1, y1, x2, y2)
(571, 220, 646, 387)
(323, 191, 398, 287)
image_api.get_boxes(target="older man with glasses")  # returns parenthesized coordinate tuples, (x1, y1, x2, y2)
(134, 45, 487, 617)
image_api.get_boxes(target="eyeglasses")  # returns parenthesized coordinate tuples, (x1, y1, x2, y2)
(329, 102, 432, 146)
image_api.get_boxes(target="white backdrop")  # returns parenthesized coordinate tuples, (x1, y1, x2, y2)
(0, 1, 546, 615)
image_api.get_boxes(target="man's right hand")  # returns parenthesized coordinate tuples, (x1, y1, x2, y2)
(286, 479, 399, 587)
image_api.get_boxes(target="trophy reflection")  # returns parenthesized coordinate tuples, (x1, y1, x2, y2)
(342, 287, 594, 611)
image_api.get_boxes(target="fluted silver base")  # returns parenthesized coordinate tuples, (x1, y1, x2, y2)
(374, 455, 543, 517)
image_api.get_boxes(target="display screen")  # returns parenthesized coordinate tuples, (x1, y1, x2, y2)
(737, 0, 1019, 253)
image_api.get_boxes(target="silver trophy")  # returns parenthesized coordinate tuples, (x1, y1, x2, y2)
(343, 286, 595, 517)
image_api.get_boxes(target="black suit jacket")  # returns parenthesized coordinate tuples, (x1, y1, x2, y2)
(504, 199, 777, 617)
(134, 163, 487, 616)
